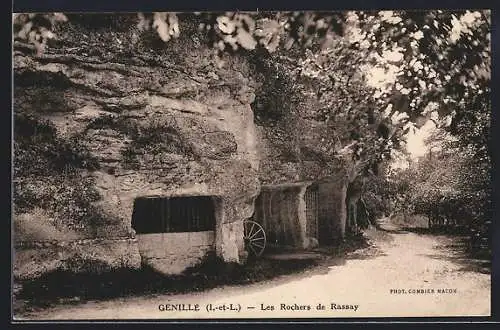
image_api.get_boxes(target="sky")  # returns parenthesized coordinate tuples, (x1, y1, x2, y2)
(405, 120, 436, 158)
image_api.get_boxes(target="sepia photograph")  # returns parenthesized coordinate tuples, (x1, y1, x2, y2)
(11, 10, 492, 320)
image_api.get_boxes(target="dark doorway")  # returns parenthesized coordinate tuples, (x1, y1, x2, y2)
(131, 196, 216, 234)
(251, 187, 302, 248)
(305, 184, 319, 242)
(316, 184, 335, 245)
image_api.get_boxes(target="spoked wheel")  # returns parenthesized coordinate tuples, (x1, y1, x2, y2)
(243, 220, 266, 257)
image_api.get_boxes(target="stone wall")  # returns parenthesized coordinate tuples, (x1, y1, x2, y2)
(136, 231, 215, 275)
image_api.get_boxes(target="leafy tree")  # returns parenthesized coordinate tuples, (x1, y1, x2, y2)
(389, 125, 491, 255)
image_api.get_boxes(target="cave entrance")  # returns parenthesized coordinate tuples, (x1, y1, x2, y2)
(303, 183, 333, 246)
(131, 196, 216, 234)
(251, 183, 305, 250)
(305, 184, 319, 243)
(131, 195, 218, 275)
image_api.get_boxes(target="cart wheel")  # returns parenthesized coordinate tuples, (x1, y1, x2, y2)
(243, 220, 266, 257)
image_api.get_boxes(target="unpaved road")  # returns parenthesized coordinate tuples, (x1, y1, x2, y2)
(15, 222, 491, 320)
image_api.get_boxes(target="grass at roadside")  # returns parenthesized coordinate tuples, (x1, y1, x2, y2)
(13, 254, 316, 316)
(14, 233, 370, 316)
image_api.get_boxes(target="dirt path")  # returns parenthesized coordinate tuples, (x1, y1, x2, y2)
(15, 222, 491, 320)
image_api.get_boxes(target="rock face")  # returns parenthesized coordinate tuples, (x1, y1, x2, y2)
(13, 16, 350, 279)
(13, 19, 262, 278)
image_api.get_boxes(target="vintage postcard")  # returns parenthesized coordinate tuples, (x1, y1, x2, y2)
(12, 10, 492, 320)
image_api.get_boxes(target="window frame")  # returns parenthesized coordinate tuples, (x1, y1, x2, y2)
(131, 196, 217, 234)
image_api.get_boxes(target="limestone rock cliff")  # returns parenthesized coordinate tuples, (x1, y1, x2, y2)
(13, 17, 261, 278)
(13, 15, 349, 280)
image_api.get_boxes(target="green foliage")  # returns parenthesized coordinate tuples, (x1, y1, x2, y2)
(447, 90, 491, 160)
(131, 119, 190, 154)
(390, 134, 491, 252)
(250, 51, 308, 133)
(14, 113, 100, 178)
(135, 12, 345, 53)
(14, 11, 490, 138)
(14, 175, 101, 229)
(13, 13, 68, 54)
(352, 10, 490, 120)
(363, 169, 396, 219)
(120, 117, 195, 169)
(12, 114, 123, 234)
(296, 38, 402, 168)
